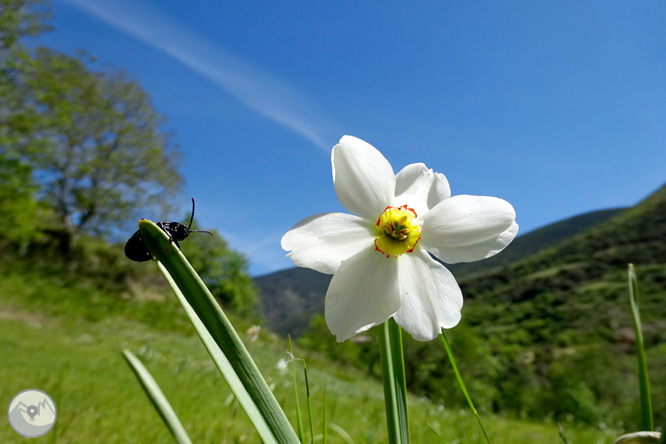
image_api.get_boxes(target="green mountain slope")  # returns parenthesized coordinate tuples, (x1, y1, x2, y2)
(462, 182, 666, 353)
(256, 206, 626, 336)
(256, 267, 329, 336)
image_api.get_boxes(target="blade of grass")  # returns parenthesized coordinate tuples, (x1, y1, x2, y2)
(139, 220, 300, 444)
(440, 331, 492, 444)
(328, 423, 355, 444)
(628, 263, 653, 431)
(221, 397, 240, 444)
(323, 381, 327, 444)
(303, 360, 315, 444)
(557, 423, 571, 444)
(427, 424, 450, 443)
(122, 350, 193, 444)
(289, 337, 305, 443)
(379, 319, 410, 444)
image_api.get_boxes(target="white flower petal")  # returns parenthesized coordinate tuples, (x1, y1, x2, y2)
(332, 136, 395, 221)
(281, 212, 374, 274)
(427, 222, 519, 264)
(393, 249, 463, 341)
(325, 246, 400, 342)
(394, 163, 451, 218)
(421, 195, 518, 264)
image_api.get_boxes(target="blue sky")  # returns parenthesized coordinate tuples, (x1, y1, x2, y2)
(40, 1, 666, 275)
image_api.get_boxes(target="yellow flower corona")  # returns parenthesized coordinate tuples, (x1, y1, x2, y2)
(374, 205, 422, 257)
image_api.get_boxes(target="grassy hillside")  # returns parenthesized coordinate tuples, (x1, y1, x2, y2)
(256, 206, 626, 337)
(0, 248, 616, 442)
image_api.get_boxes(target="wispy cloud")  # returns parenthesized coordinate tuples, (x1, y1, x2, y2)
(61, 0, 336, 151)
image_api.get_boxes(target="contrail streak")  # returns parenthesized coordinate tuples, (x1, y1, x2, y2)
(60, 0, 335, 151)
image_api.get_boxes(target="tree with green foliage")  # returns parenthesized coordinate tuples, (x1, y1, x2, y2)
(1, 0, 51, 137)
(1, 1, 182, 253)
(0, 156, 42, 253)
(0, 0, 51, 250)
(0, 0, 50, 50)
(10, 47, 182, 252)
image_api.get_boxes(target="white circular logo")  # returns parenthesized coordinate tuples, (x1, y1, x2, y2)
(7, 389, 58, 438)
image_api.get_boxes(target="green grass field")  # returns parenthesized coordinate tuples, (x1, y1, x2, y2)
(0, 296, 617, 443)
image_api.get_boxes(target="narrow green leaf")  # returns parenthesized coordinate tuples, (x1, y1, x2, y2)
(139, 220, 300, 444)
(157, 260, 279, 442)
(427, 424, 450, 444)
(379, 320, 410, 444)
(122, 350, 193, 444)
(628, 264, 654, 431)
(440, 331, 492, 444)
(289, 337, 305, 443)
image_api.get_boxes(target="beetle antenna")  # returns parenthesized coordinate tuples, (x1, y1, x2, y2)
(187, 198, 195, 230)
(191, 230, 214, 236)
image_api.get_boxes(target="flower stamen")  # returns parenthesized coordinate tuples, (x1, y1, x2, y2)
(374, 205, 421, 257)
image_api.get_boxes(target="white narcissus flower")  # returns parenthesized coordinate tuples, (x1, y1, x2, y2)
(281, 136, 518, 342)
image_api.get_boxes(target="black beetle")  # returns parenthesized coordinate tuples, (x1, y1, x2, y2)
(125, 198, 213, 262)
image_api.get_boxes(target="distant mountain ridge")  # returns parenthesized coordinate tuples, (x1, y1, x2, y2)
(256, 205, 627, 336)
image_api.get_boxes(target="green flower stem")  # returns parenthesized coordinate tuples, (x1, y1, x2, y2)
(288, 337, 305, 443)
(122, 350, 193, 444)
(139, 220, 300, 444)
(440, 331, 492, 444)
(628, 264, 653, 431)
(379, 318, 410, 444)
(388, 318, 410, 441)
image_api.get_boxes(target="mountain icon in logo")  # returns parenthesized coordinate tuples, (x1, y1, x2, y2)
(7, 389, 57, 438)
